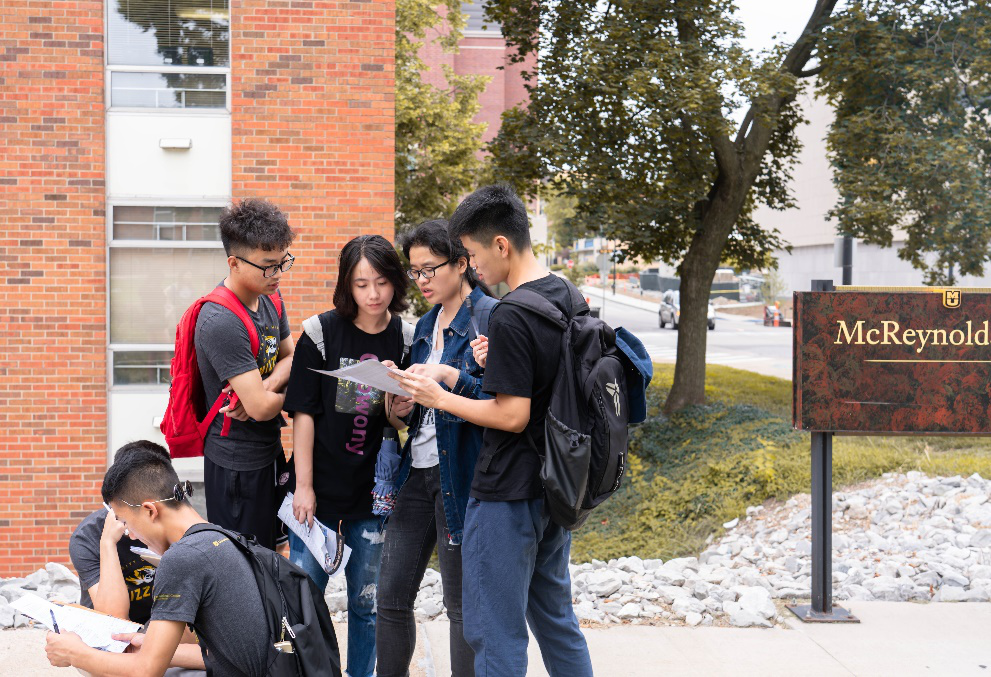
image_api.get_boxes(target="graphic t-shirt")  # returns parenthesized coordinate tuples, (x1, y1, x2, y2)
(150, 526, 269, 677)
(194, 284, 290, 471)
(411, 312, 443, 469)
(68, 509, 156, 624)
(474, 274, 574, 501)
(284, 311, 405, 523)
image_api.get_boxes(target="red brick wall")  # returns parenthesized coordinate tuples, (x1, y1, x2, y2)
(232, 0, 396, 326)
(0, 0, 395, 575)
(0, 1, 108, 576)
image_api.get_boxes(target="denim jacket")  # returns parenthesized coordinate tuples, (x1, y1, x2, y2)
(397, 285, 493, 545)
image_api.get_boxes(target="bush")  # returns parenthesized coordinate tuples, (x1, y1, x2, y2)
(570, 363, 991, 562)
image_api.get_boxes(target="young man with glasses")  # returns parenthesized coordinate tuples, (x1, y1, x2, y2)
(193, 199, 296, 549)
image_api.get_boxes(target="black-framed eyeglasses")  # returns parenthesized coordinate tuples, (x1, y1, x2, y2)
(118, 481, 194, 509)
(236, 253, 295, 278)
(407, 259, 453, 281)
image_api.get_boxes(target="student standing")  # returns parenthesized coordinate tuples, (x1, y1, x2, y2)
(393, 185, 594, 677)
(376, 220, 494, 677)
(194, 199, 296, 550)
(284, 234, 412, 677)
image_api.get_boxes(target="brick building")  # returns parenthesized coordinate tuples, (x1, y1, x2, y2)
(0, 0, 395, 574)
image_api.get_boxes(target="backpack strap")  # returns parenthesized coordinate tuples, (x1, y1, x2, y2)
(401, 319, 415, 363)
(497, 288, 570, 330)
(466, 294, 498, 339)
(200, 288, 265, 438)
(269, 292, 283, 319)
(302, 314, 326, 362)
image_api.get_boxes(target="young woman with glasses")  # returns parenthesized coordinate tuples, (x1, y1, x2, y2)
(375, 220, 495, 677)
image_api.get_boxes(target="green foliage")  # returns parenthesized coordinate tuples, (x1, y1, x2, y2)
(818, 1, 991, 284)
(571, 363, 991, 562)
(481, 0, 810, 267)
(396, 0, 490, 231)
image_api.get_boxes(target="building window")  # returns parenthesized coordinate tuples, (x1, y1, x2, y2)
(107, 0, 230, 110)
(109, 205, 229, 387)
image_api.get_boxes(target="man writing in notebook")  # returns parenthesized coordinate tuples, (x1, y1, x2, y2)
(46, 442, 272, 676)
(391, 185, 593, 676)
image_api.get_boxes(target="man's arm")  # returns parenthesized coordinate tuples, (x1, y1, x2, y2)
(89, 511, 131, 619)
(46, 619, 186, 677)
(226, 368, 286, 422)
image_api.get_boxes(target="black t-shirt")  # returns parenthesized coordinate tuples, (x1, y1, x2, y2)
(284, 311, 405, 523)
(473, 274, 573, 501)
(68, 509, 156, 624)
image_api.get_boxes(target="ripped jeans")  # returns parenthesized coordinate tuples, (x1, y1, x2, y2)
(289, 517, 385, 677)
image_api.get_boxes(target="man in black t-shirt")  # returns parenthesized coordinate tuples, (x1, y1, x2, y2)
(194, 199, 297, 550)
(394, 185, 593, 677)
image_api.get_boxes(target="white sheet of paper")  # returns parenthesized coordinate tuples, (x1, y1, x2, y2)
(310, 360, 411, 397)
(278, 493, 351, 577)
(11, 593, 142, 653)
(129, 546, 161, 566)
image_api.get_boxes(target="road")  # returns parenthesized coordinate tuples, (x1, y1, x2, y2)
(584, 287, 794, 380)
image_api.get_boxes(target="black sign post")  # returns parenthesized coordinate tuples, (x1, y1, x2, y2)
(787, 279, 860, 623)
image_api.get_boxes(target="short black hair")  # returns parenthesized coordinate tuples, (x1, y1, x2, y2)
(102, 441, 182, 509)
(448, 184, 530, 251)
(219, 199, 296, 256)
(401, 219, 491, 296)
(333, 234, 410, 321)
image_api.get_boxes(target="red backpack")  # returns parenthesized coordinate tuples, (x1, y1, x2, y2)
(160, 286, 283, 459)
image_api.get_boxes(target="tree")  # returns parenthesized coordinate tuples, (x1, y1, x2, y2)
(483, 0, 838, 412)
(818, 0, 991, 285)
(396, 0, 491, 231)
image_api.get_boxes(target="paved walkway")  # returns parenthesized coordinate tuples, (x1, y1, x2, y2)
(5, 602, 988, 676)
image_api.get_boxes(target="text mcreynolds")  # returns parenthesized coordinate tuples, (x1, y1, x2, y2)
(834, 320, 991, 353)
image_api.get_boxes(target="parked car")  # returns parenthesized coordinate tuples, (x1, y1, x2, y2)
(658, 290, 715, 330)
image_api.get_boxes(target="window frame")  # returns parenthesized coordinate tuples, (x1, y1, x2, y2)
(104, 1, 232, 113)
(106, 199, 229, 392)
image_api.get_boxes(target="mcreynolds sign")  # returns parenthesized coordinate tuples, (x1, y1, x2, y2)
(794, 287, 991, 434)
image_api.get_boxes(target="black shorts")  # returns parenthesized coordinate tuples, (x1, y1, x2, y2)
(203, 453, 294, 550)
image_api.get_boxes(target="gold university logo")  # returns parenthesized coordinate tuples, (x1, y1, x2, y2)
(943, 290, 961, 308)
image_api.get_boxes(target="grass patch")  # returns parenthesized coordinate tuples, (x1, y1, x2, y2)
(571, 364, 991, 562)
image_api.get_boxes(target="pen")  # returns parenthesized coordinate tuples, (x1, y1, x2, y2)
(50, 609, 60, 634)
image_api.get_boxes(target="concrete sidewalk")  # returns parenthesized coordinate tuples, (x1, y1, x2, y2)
(580, 285, 763, 323)
(7, 602, 988, 676)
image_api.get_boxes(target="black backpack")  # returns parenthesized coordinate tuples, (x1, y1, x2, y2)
(498, 280, 633, 531)
(185, 524, 342, 677)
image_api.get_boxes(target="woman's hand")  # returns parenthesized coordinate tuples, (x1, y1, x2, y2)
(389, 370, 448, 409)
(293, 486, 317, 529)
(470, 335, 488, 368)
(389, 394, 414, 419)
(406, 363, 458, 388)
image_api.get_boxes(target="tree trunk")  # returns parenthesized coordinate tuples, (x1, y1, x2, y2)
(663, 192, 745, 414)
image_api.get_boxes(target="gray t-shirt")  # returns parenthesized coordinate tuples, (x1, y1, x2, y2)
(194, 287, 290, 471)
(150, 527, 269, 677)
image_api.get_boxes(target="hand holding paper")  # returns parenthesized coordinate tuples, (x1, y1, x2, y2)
(278, 493, 351, 576)
(310, 359, 411, 397)
(12, 593, 142, 653)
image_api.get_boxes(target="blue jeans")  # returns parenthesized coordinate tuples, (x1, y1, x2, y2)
(462, 497, 592, 677)
(289, 517, 384, 677)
